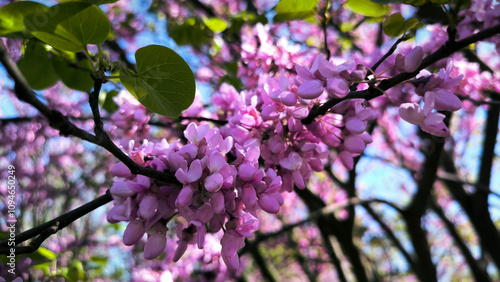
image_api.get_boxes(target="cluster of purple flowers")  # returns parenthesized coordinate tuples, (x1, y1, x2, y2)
(108, 122, 282, 269)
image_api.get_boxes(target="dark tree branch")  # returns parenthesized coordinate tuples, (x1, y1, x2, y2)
(478, 92, 499, 190)
(430, 198, 491, 281)
(441, 149, 500, 269)
(0, 190, 112, 254)
(245, 240, 277, 282)
(302, 23, 500, 124)
(320, 3, 331, 60)
(0, 41, 96, 142)
(295, 187, 370, 282)
(398, 121, 450, 282)
(361, 203, 417, 272)
(286, 232, 318, 282)
(461, 48, 495, 73)
(89, 79, 105, 136)
(1, 115, 227, 127)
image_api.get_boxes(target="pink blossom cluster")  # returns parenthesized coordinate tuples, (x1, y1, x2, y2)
(108, 122, 284, 269)
(398, 59, 463, 137)
(457, 0, 500, 52)
(252, 55, 377, 171)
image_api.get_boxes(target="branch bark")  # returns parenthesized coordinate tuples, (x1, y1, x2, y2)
(0, 191, 112, 254)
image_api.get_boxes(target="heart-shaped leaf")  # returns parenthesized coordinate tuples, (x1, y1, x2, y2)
(0, 1, 48, 37)
(120, 45, 196, 118)
(24, 2, 110, 52)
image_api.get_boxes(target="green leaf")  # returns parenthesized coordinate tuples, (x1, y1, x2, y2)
(24, 2, 111, 52)
(202, 17, 227, 33)
(68, 260, 85, 281)
(58, 0, 119, 4)
(53, 53, 94, 92)
(101, 90, 119, 113)
(383, 13, 419, 37)
(345, 0, 391, 17)
(90, 255, 108, 265)
(274, 0, 319, 22)
(0, 1, 48, 37)
(120, 45, 196, 118)
(18, 41, 59, 90)
(167, 18, 212, 46)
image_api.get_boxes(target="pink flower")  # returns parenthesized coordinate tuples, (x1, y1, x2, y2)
(343, 135, 366, 154)
(339, 150, 354, 170)
(144, 233, 166, 260)
(258, 194, 280, 213)
(110, 182, 136, 198)
(175, 160, 203, 185)
(395, 46, 424, 73)
(139, 194, 158, 219)
(297, 79, 324, 99)
(123, 220, 145, 246)
(327, 77, 349, 98)
(184, 122, 210, 144)
(204, 172, 223, 192)
(111, 162, 132, 178)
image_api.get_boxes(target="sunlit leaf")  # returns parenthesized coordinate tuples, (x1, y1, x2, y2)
(346, 0, 391, 17)
(24, 2, 111, 52)
(28, 247, 57, 261)
(274, 0, 319, 22)
(0, 1, 48, 37)
(90, 255, 108, 265)
(120, 45, 196, 118)
(202, 17, 227, 33)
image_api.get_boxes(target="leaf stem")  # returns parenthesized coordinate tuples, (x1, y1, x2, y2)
(97, 43, 103, 66)
(83, 47, 96, 73)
